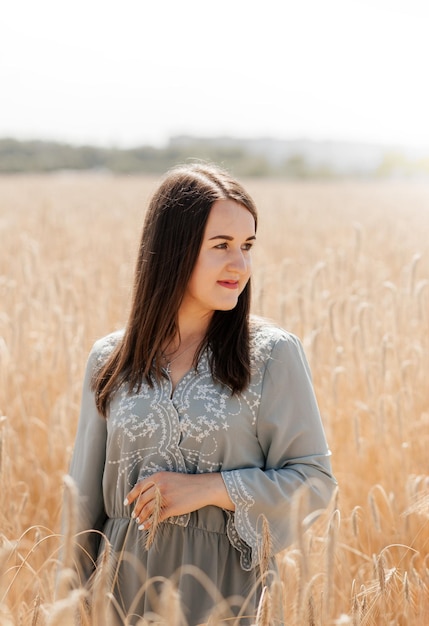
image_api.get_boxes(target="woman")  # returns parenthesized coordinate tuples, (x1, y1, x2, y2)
(66, 163, 336, 625)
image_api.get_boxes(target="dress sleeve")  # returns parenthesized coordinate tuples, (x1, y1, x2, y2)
(65, 341, 108, 583)
(221, 332, 337, 569)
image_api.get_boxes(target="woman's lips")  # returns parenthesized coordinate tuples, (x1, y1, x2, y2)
(217, 280, 239, 289)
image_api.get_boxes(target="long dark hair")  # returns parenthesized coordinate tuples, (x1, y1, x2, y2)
(93, 163, 258, 416)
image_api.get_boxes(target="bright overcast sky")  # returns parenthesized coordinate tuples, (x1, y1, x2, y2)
(1, 0, 428, 149)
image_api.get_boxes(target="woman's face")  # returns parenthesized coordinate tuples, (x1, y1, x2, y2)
(181, 199, 256, 320)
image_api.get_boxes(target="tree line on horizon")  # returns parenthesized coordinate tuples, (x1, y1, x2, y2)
(0, 137, 427, 179)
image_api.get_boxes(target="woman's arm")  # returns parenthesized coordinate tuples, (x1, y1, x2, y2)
(63, 340, 108, 582)
(221, 332, 337, 568)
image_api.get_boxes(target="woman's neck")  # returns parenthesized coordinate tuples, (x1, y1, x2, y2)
(176, 309, 212, 346)
(160, 312, 212, 393)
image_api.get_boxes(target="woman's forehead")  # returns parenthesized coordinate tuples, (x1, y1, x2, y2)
(205, 199, 256, 237)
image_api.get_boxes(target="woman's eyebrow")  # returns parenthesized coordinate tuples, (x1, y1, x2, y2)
(208, 235, 257, 241)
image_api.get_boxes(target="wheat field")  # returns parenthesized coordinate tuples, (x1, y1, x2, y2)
(0, 173, 428, 625)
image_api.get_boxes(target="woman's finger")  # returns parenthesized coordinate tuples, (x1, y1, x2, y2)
(135, 494, 163, 529)
(135, 505, 155, 530)
(132, 486, 156, 520)
(124, 478, 154, 506)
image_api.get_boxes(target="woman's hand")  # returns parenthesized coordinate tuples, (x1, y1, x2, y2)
(124, 471, 235, 530)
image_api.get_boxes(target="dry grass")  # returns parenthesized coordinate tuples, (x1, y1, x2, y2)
(1, 173, 428, 624)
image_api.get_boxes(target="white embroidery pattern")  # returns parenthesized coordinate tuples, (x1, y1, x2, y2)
(94, 323, 282, 566)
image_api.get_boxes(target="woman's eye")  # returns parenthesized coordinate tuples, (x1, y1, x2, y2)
(214, 241, 254, 251)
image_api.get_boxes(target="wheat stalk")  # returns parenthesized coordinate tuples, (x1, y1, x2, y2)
(145, 484, 163, 551)
(91, 540, 114, 626)
(156, 579, 185, 626)
(255, 585, 272, 626)
(258, 516, 272, 589)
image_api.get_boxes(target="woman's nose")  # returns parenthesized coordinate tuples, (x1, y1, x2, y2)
(227, 249, 248, 273)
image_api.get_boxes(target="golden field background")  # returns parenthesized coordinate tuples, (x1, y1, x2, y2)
(0, 173, 428, 624)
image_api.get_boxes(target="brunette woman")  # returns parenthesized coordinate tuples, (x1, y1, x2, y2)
(66, 163, 336, 625)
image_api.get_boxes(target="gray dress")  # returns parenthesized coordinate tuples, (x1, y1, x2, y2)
(68, 321, 336, 625)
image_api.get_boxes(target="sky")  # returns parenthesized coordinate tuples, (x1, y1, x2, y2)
(1, 0, 429, 149)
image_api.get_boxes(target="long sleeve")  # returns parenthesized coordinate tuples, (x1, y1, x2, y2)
(66, 340, 108, 582)
(222, 332, 337, 569)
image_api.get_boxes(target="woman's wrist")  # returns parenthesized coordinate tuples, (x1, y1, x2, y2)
(197, 472, 235, 511)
